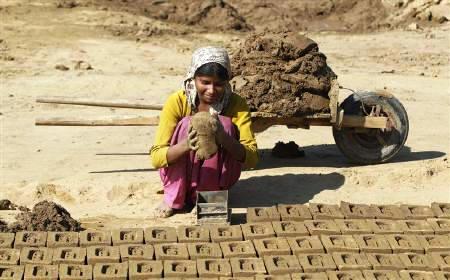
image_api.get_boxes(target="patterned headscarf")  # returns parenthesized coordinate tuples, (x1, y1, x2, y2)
(183, 46, 232, 115)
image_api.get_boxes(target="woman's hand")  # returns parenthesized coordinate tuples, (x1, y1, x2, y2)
(186, 126, 200, 151)
(211, 113, 226, 145)
(211, 113, 246, 162)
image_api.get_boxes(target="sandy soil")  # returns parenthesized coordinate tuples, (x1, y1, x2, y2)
(0, 1, 449, 230)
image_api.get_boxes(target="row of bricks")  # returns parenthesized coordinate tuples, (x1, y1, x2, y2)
(0, 240, 449, 270)
(1, 234, 449, 265)
(247, 203, 450, 222)
(1, 257, 450, 279)
(1, 219, 449, 249)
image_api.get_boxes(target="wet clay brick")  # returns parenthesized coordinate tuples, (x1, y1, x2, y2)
(417, 235, 450, 252)
(197, 258, 232, 277)
(210, 225, 243, 243)
(187, 242, 222, 259)
(128, 260, 163, 279)
(332, 252, 371, 270)
(321, 235, 359, 253)
(220, 241, 257, 258)
(427, 218, 450, 234)
(431, 252, 450, 271)
(52, 247, 86, 264)
(230, 257, 266, 276)
(277, 204, 312, 221)
(327, 270, 364, 280)
(341, 201, 376, 219)
(93, 262, 128, 279)
(367, 219, 405, 234)
(14, 232, 47, 249)
(397, 220, 434, 235)
(297, 254, 336, 272)
(263, 255, 302, 275)
(291, 272, 328, 279)
(177, 226, 210, 243)
(79, 230, 111, 247)
(112, 228, 144, 246)
(24, 264, 58, 280)
(58, 264, 92, 280)
(144, 227, 177, 244)
(372, 205, 405, 220)
(304, 220, 340, 235)
(86, 246, 120, 264)
(401, 205, 435, 220)
(163, 260, 197, 278)
(46, 232, 78, 248)
(386, 235, 424, 253)
(119, 244, 154, 261)
(335, 219, 372, 235)
(247, 207, 281, 222)
(154, 243, 189, 260)
(0, 233, 15, 249)
(399, 270, 435, 280)
(287, 236, 325, 254)
(272, 221, 309, 237)
(363, 270, 401, 280)
(20, 247, 53, 265)
(253, 237, 291, 256)
(432, 202, 450, 218)
(255, 275, 292, 280)
(398, 253, 438, 271)
(0, 248, 20, 265)
(434, 271, 450, 280)
(366, 253, 404, 270)
(0, 265, 24, 279)
(241, 223, 276, 240)
(309, 204, 344, 219)
(354, 234, 392, 253)
(219, 277, 255, 280)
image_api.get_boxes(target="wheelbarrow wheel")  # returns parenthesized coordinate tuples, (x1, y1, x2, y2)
(332, 91, 409, 164)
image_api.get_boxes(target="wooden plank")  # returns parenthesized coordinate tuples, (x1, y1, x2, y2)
(35, 116, 159, 126)
(36, 96, 164, 110)
(341, 115, 387, 128)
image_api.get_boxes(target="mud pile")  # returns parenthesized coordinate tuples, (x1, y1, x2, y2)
(231, 31, 336, 117)
(8, 200, 82, 232)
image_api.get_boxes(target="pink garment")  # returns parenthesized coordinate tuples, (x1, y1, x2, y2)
(160, 116, 242, 209)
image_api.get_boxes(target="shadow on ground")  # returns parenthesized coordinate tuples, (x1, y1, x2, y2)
(255, 145, 445, 169)
(229, 172, 345, 208)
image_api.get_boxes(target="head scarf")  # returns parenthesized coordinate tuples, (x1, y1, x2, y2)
(183, 46, 232, 115)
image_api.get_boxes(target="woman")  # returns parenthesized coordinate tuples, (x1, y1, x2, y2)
(150, 46, 258, 218)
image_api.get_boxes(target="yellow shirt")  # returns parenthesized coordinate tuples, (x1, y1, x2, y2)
(150, 89, 258, 169)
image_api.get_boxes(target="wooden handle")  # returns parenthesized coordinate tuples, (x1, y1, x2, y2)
(36, 96, 164, 110)
(35, 116, 160, 126)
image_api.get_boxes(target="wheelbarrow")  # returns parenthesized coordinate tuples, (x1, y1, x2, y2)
(35, 80, 409, 164)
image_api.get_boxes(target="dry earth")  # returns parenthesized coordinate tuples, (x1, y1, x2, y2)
(0, 0, 449, 229)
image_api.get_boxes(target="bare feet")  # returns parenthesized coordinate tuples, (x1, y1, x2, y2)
(154, 202, 174, 218)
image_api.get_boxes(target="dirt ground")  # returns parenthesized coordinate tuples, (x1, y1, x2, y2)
(0, 0, 449, 230)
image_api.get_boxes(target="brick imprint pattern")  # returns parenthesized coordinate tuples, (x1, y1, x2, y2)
(0, 202, 449, 279)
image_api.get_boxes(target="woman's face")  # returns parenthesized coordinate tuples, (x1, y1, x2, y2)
(194, 75, 226, 105)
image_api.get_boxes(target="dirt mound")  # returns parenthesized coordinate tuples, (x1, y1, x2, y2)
(272, 141, 305, 158)
(231, 31, 336, 117)
(228, 0, 389, 32)
(82, 0, 251, 32)
(8, 200, 82, 232)
(0, 220, 7, 233)
(0, 199, 16, 210)
(228, 0, 449, 32)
